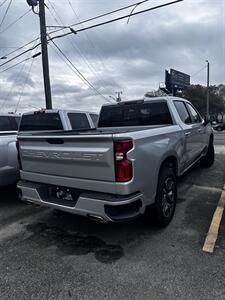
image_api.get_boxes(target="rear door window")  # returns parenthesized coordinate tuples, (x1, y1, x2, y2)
(68, 113, 91, 130)
(19, 113, 63, 131)
(174, 101, 191, 124)
(0, 116, 19, 131)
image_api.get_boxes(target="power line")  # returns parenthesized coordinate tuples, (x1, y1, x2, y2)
(0, 37, 40, 59)
(50, 42, 112, 104)
(47, 0, 111, 93)
(49, 0, 184, 42)
(0, 0, 148, 60)
(191, 66, 207, 79)
(0, 41, 41, 68)
(0, 50, 41, 74)
(0, 0, 8, 9)
(66, 0, 112, 88)
(1, 57, 28, 109)
(15, 41, 40, 112)
(47, 0, 151, 29)
(15, 56, 35, 112)
(0, 8, 31, 34)
(0, 0, 13, 29)
(51, 40, 111, 102)
(0, 0, 184, 69)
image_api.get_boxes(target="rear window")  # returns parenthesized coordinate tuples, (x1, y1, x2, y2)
(68, 113, 91, 130)
(98, 101, 173, 127)
(0, 116, 19, 131)
(19, 113, 63, 131)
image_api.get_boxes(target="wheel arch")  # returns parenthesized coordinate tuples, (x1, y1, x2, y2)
(159, 156, 178, 177)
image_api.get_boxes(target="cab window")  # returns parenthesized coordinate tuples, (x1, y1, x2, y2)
(174, 101, 191, 124)
(185, 103, 202, 123)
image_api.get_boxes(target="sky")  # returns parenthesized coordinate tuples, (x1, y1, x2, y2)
(0, 0, 224, 113)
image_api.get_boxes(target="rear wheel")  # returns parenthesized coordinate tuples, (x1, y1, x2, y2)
(217, 126, 222, 131)
(200, 138, 215, 168)
(144, 167, 177, 227)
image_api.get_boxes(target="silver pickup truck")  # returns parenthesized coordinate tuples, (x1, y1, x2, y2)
(17, 97, 214, 226)
(0, 114, 21, 187)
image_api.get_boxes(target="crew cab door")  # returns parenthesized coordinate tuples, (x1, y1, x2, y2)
(185, 102, 207, 158)
(173, 100, 199, 168)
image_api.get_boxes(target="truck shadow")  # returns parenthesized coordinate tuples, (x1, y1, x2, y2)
(0, 185, 22, 208)
(24, 153, 225, 264)
(25, 211, 161, 264)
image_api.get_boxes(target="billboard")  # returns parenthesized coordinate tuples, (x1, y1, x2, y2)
(165, 69, 190, 94)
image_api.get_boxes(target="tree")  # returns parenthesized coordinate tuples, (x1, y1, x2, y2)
(182, 84, 225, 118)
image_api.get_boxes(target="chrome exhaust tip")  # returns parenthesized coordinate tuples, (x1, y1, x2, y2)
(88, 214, 107, 224)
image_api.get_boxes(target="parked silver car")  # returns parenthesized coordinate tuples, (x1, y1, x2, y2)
(0, 114, 21, 187)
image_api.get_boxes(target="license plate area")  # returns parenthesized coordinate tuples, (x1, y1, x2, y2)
(39, 185, 81, 207)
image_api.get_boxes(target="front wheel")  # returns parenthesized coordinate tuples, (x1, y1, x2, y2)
(144, 167, 177, 227)
(200, 138, 215, 168)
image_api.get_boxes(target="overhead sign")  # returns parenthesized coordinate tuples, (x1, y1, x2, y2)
(165, 69, 190, 94)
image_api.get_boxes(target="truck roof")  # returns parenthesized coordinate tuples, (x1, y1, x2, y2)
(22, 109, 98, 116)
(102, 96, 187, 107)
(0, 113, 21, 117)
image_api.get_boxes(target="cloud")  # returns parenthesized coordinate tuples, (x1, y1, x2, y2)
(7, 70, 35, 87)
(0, 0, 224, 114)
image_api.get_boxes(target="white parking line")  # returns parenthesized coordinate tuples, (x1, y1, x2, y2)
(203, 184, 225, 253)
(215, 145, 225, 154)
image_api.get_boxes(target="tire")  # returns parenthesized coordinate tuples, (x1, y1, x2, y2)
(200, 138, 215, 168)
(217, 126, 222, 131)
(144, 167, 177, 227)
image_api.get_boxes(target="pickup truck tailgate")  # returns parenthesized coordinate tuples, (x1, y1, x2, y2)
(19, 135, 116, 182)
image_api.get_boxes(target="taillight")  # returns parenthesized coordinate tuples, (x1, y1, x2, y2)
(16, 139, 22, 170)
(114, 140, 133, 182)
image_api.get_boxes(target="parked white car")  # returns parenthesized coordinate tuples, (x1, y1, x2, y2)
(0, 110, 98, 188)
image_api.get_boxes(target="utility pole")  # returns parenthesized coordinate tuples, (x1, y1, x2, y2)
(206, 60, 210, 119)
(39, 0, 52, 109)
(27, 0, 52, 109)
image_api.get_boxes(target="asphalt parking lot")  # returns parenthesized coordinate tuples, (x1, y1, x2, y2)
(0, 132, 225, 300)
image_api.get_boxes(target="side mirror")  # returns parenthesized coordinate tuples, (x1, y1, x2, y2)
(203, 116, 210, 126)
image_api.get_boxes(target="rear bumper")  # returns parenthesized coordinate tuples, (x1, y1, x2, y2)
(17, 180, 145, 222)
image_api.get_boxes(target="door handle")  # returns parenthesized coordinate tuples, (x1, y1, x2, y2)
(198, 128, 202, 132)
(185, 132, 191, 136)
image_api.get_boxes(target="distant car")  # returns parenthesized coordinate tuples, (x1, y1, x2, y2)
(0, 114, 21, 187)
(212, 122, 225, 132)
